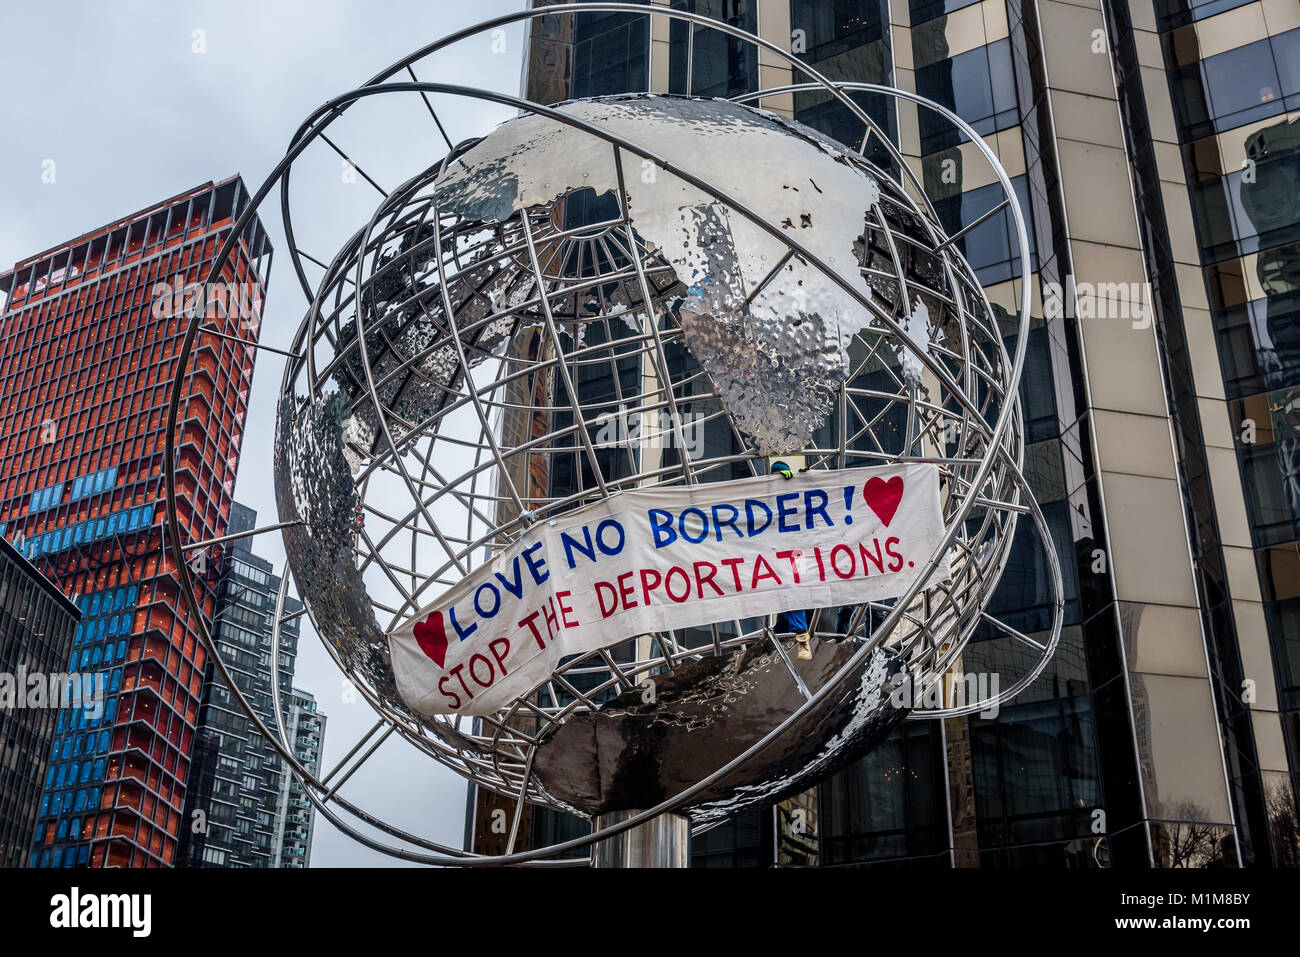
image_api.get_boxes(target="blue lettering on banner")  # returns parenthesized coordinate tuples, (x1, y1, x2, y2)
(645, 489, 840, 549)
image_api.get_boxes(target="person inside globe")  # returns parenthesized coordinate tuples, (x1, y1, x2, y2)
(769, 459, 862, 656)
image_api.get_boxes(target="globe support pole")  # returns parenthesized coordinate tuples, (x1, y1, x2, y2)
(592, 811, 691, 868)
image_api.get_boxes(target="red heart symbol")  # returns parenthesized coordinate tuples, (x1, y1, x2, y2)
(863, 476, 905, 526)
(414, 611, 449, 668)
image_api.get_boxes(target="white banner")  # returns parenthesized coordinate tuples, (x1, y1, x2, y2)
(389, 463, 949, 716)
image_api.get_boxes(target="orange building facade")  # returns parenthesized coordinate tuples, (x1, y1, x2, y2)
(0, 176, 270, 867)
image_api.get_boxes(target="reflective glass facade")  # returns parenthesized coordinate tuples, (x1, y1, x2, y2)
(0, 537, 80, 868)
(0, 177, 271, 867)
(271, 689, 324, 868)
(481, 0, 1300, 867)
(177, 502, 312, 867)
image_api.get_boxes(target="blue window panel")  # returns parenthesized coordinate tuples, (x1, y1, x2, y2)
(69, 466, 117, 502)
(28, 483, 66, 514)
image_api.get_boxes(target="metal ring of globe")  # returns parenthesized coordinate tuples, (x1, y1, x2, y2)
(163, 3, 1062, 865)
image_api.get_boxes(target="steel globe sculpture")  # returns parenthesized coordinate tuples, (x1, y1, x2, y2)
(165, 4, 1061, 866)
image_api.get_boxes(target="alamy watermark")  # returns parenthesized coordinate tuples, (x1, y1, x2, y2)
(1044, 274, 1152, 329)
(150, 273, 262, 330)
(50, 887, 151, 937)
(593, 404, 707, 460)
(890, 670, 1001, 719)
(0, 667, 107, 719)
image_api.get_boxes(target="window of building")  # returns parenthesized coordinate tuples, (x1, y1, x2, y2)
(1170, 29, 1300, 141)
(572, 5, 650, 98)
(931, 174, 1037, 286)
(909, 0, 982, 26)
(669, 1, 758, 98)
(915, 38, 1018, 154)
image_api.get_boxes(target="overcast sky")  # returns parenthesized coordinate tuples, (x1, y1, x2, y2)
(0, 0, 533, 866)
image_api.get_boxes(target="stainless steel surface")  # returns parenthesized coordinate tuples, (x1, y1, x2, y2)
(593, 810, 691, 869)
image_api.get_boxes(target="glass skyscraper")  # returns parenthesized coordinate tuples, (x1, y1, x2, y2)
(0, 537, 80, 868)
(177, 502, 321, 868)
(467, 0, 1300, 868)
(271, 688, 324, 868)
(0, 177, 271, 867)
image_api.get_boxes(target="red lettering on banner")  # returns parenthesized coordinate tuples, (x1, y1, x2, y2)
(447, 663, 473, 700)
(693, 560, 723, 597)
(518, 611, 547, 650)
(469, 654, 495, 688)
(438, 676, 462, 710)
(885, 536, 905, 572)
(831, 544, 855, 579)
(541, 597, 559, 643)
(640, 568, 662, 605)
(489, 637, 511, 675)
(860, 539, 886, 575)
(439, 639, 515, 703)
(595, 581, 618, 618)
(664, 566, 692, 603)
(556, 590, 579, 628)
(617, 571, 638, 610)
(775, 549, 804, 584)
(720, 557, 744, 591)
(523, 536, 911, 635)
(750, 554, 782, 589)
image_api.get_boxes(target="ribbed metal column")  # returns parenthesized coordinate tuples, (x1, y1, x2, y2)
(592, 811, 690, 868)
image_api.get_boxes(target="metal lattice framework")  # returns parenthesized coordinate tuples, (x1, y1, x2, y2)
(163, 4, 1061, 866)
